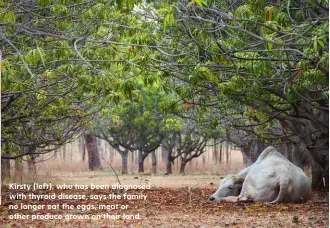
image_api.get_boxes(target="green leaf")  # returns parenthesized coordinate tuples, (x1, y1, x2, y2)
(164, 13, 175, 31)
(52, 4, 68, 16)
(0, 12, 16, 23)
(38, 0, 51, 7)
(194, 0, 207, 7)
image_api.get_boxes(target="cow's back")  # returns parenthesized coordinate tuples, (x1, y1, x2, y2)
(242, 148, 311, 203)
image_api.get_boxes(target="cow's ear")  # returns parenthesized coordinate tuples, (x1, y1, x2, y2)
(235, 177, 244, 185)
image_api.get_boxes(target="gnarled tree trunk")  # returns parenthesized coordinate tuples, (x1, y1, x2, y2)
(278, 110, 328, 190)
(84, 133, 102, 171)
(164, 147, 172, 174)
(120, 149, 129, 174)
(137, 149, 150, 173)
(179, 161, 186, 174)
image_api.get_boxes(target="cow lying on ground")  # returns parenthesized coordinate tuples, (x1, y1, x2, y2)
(209, 146, 311, 203)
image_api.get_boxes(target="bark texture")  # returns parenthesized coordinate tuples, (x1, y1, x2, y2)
(84, 133, 102, 171)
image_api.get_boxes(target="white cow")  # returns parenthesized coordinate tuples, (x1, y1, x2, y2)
(209, 146, 311, 203)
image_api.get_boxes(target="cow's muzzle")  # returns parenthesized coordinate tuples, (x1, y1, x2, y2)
(209, 196, 216, 201)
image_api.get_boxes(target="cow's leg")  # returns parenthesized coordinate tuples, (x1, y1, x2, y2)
(221, 196, 239, 203)
(269, 177, 289, 204)
(237, 195, 253, 202)
(221, 195, 252, 203)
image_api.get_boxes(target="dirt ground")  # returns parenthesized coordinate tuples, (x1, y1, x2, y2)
(1, 174, 329, 227)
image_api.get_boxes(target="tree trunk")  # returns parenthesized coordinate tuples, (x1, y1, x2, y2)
(97, 138, 106, 159)
(219, 143, 222, 163)
(324, 154, 329, 190)
(62, 143, 66, 160)
(180, 160, 186, 174)
(291, 143, 304, 170)
(213, 138, 218, 163)
(134, 150, 137, 163)
(80, 135, 86, 161)
(277, 115, 328, 190)
(54, 148, 58, 159)
(15, 159, 23, 182)
(311, 164, 325, 190)
(1, 158, 10, 181)
(138, 150, 144, 173)
(226, 142, 229, 164)
(84, 133, 102, 171)
(247, 140, 267, 163)
(310, 148, 329, 191)
(151, 150, 157, 174)
(241, 147, 253, 166)
(287, 143, 293, 163)
(109, 145, 114, 162)
(167, 163, 172, 174)
(163, 147, 172, 174)
(120, 150, 128, 174)
(131, 150, 134, 164)
(161, 147, 166, 162)
(28, 155, 37, 176)
(70, 143, 73, 161)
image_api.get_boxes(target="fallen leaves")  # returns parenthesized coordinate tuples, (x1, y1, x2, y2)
(0, 186, 328, 227)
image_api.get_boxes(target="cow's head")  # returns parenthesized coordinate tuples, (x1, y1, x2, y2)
(209, 174, 244, 201)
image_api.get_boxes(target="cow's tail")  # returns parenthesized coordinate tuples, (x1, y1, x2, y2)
(269, 177, 289, 204)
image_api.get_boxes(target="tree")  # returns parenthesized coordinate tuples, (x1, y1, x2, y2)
(1, 1, 109, 160)
(95, 76, 178, 173)
(177, 132, 208, 174)
(161, 131, 179, 174)
(2, 0, 327, 187)
(98, 126, 134, 174)
(1, 0, 160, 164)
(140, 0, 328, 189)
